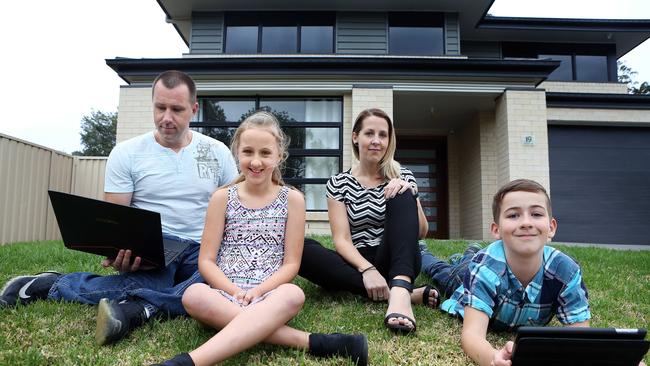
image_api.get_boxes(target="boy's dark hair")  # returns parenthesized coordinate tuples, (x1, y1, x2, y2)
(492, 179, 552, 223)
(151, 70, 197, 103)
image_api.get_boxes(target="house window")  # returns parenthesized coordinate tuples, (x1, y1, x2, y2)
(539, 54, 608, 82)
(224, 12, 334, 54)
(224, 26, 258, 54)
(575, 55, 608, 82)
(191, 97, 343, 210)
(262, 26, 298, 53)
(539, 54, 573, 81)
(389, 12, 444, 56)
(504, 43, 613, 82)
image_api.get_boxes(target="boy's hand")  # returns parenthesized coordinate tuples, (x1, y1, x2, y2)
(491, 341, 513, 366)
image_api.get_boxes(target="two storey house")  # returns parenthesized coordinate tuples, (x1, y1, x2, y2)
(107, 0, 650, 246)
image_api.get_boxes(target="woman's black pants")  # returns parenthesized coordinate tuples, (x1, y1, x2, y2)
(299, 191, 421, 297)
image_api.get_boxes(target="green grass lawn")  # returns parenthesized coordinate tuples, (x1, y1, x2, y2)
(0, 238, 648, 365)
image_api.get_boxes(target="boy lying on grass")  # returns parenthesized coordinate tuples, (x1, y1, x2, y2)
(420, 179, 646, 366)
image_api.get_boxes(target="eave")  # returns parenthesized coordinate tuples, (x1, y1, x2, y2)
(478, 16, 650, 32)
(106, 56, 559, 86)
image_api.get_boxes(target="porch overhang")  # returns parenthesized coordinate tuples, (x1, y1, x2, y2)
(106, 56, 559, 86)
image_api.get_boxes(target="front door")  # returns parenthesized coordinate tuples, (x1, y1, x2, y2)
(395, 136, 448, 239)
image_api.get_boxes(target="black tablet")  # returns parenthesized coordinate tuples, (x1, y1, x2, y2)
(512, 326, 649, 366)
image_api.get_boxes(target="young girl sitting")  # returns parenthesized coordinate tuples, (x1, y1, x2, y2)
(154, 111, 367, 366)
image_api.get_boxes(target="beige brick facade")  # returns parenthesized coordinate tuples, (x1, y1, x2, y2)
(494, 90, 550, 192)
(456, 117, 483, 240)
(478, 111, 499, 239)
(116, 87, 153, 143)
(351, 88, 394, 121)
(540, 81, 628, 94)
(306, 212, 331, 236)
(447, 136, 460, 238)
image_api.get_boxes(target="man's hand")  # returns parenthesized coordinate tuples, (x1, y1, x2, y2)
(102, 249, 145, 273)
(361, 268, 390, 301)
(491, 341, 514, 366)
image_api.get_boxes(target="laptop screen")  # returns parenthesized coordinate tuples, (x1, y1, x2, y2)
(512, 326, 649, 366)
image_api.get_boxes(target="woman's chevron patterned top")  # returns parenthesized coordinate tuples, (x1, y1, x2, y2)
(326, 167, 418, 249)
(216, 184, 289, 293)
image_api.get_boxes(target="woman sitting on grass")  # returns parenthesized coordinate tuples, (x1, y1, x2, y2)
(299, 108, 438, 334)
(154, 111, 367, 366)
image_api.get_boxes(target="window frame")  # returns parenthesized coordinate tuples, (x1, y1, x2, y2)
(223, 12, 335, 54)
(190, 96, 344, 211)
(388, 12, 445, 56)
(502, 42, 616, 82)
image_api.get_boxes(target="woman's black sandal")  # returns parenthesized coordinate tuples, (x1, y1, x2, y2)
(384, 279, 416, 334)
(419, 285, 440, 309)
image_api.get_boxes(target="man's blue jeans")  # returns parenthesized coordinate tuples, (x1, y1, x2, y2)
(420, 245, 473, 299)
(48, 235, 202, 317)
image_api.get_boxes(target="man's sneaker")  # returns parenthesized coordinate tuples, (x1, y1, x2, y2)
(95, 298, 149, 345)
(0, 271, 62, 307)
(418, 240, 429, 254)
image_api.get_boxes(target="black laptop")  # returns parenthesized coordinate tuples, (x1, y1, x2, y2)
(48, 190, 190, 268)
(512, 326, 649, 366)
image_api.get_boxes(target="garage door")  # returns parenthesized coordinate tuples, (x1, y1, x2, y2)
(548, 125, 650, 246)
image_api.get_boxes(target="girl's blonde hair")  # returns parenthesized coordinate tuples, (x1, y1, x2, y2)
(352, 108, 401, 180)
(229, 111, 290, 186)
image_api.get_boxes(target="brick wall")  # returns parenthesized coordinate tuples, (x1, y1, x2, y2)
(495, 90, 550, 192)
(447, 135, 460, 238)
(457, 118, 483, 239)
(305, 212, 332, 236)
(540, 81, 628, 94)
(116, 87, 153, 143)
(478, 111, 498, 239)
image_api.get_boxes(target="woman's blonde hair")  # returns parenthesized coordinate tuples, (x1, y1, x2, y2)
(352, 108, 401, 180)
(229, 111, 290, 186)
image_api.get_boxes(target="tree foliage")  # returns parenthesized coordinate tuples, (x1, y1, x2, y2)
(617, 61, 650, 95)
(73, 110, 117, 156)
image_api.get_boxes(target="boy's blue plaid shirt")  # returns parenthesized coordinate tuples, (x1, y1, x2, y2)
(441, 240, 591, 331)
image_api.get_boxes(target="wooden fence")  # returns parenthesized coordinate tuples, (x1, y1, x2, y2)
(0, 133, 106, 244)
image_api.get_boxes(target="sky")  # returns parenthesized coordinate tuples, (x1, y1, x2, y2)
(0, 0, 648, 154)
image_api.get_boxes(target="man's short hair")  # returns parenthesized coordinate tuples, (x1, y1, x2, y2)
(151, 70, 197, 103)
(492, 179, 552, 223)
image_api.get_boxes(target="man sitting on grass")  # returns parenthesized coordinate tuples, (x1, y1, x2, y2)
(420, 179, 648, 366)
(0, 70, 237, 346)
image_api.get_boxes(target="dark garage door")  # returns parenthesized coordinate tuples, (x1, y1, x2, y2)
(549, 125, 650, 246)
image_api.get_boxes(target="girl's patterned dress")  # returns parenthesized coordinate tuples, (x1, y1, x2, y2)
(215, 184, 289, 305)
